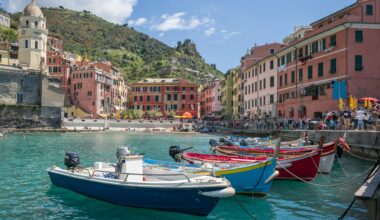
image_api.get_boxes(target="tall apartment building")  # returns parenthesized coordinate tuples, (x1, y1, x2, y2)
(276, 0, 380, 119)
(129, 79, 199, 118)
(221, 70, 234, 120)
(202, 80, 222, 117)
(242, 43, 282, 119)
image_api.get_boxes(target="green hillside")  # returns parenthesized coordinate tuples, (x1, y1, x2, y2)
(10, 7, 223, 83)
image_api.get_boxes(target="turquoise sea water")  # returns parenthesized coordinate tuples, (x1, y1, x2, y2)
(0, 132, 373, 219)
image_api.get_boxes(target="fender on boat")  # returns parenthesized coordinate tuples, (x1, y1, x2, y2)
(200, 187, 235, 198)
(264, 170, 280, 184)
(338, 138, 351, 152)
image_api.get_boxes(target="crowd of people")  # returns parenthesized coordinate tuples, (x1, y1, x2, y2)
(203, 103, 380, 132)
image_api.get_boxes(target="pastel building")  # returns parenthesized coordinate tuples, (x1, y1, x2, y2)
(221, 70, 234, 120)
(232, 68, 241, 120)
(203, 80, 222, 117)
(69, 62, 127, 117)
(276, 0, 380, 119)
(129, 79, 199, 118)
(0, 12, 10, 28)
(242, 43, 282, 119)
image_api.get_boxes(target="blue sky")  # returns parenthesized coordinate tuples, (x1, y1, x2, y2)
(4, 0, 355, 73)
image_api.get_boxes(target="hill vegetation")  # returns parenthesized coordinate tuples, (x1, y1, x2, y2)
(10, 7, 223, 83)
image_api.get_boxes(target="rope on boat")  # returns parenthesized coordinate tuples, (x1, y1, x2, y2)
(338, 158, 380, 219)
(277, 163, 374, 187)
(335, 155, 349, 176)
(346, 151, 377, 162)
(234, 196, 257, 220)
(310, 154, 333, 184)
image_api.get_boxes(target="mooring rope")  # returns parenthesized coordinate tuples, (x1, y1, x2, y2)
(310, 153, 333, 184)
(278, 163, 374, 187)
(347, 151, 377, 162)
(335, 155, 349, 176)
(234, 196, 257, 220)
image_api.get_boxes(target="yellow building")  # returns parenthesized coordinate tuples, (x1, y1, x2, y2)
(0, 42, 10, 65)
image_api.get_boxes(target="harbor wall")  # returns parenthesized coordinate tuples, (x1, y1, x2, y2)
(0, 105, 63, 129)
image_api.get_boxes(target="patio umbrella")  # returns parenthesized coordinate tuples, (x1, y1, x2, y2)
(182, 112, 193, 119)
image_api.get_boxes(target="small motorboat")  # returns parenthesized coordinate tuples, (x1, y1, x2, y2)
(166, 146, 279, 194)
(47, 148, 235, 216)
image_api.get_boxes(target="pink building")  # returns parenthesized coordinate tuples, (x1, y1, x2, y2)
(276, 0, 380, 119)
(70, 62, 127, 117)
(242, 43, 282, 119)
(202, 80, 222, 117)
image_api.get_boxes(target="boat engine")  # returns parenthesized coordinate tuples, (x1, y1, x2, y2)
(169, 146, 182, 162)
(116, 147, 131, 160)
(209, 139, 219, 147)
(240, 139, 248, 146)
(225, 140, 234, 146)
(64, 152, 80, 169)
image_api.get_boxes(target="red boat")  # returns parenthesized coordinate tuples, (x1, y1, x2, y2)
(214, 142, 336, 174)
(182, 148, 322, 182)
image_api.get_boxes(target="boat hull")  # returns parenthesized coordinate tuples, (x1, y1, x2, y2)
(48, 170, 224, 216)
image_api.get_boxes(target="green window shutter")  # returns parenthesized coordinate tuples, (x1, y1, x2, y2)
(299, 68, 303, 81)
(318, 62, 324, 77)
(366, 5, 373, 15)
(355, 55, 363, 71)
(299, 48, 303, 59)
(308, 66, 313, 80)
(322, 39, 326, 50)
(280, 76, 283, 87)
(355, 30, 363, 42)
(330, 59, 337, 74)
(291, 71, 295, 83)
(285, 74, 288, 85)
(330, 35, 336, 47)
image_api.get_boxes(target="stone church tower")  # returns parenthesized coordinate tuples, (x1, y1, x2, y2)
(18, 0, 48, 73)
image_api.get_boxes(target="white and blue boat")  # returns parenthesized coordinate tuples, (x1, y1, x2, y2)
(47, 148, 235, 216)
(145, 146, 279, 195)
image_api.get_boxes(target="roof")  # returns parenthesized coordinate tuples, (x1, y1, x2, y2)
(310, 2, 358, 26)
(23, 0, 44, 18)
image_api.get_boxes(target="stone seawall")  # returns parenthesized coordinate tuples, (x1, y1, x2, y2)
(279, 130, 380, 157)
(0, 105, 63, 129)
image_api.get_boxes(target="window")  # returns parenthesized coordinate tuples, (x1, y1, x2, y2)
(270, 76, 274, 87)
(355, 55, 363, 71)
(174, 94, 178, 101)
(182, 104, 185, 110)
(263, 63, 266, 72)
(299, 48, 303, 59)
(87, 91, 92, 96)
(270, 60, 274, 70)
(330, 35, 336, 47)
(366, 5, 373, 15)
(140, 96, 143, 101)
(284, 74, 288, 85)
(280, 76, 283, 87)
(25, 40, 28, 48)
(355, 30, 363, 42)
(322, 39, 326, 50)
(35, 21, 38, 27)
(182, 87, 186, 91)
(308, 65, 313, 80)
(147, 106, 151, 111)
(291, 71, 295, 83)
(147, 96, 151, 102)
(263, 79, 266, 89)
(270, 95, 274, 104)
(167, 94, 171, 101)
(318, 62, 324, 77)
(182, 95, 186, 100)
(155, 95, 159, 102)
(134, 96, 137, 102)
(330, 58, 337, 74)
(270, 49, 275, 54)
(26, 20, 29, 26)
(35, 41, 38, 49)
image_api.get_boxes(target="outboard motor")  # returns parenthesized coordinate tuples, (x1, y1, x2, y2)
(219, 137, 225, 144)
(209, 139, 219, 147)
(116, 147, 131, 160)
(64, 152, 80, 169)
(225, 140, 234, 146)
(240, 139, 248, 146)
(169, 146, 182, 162)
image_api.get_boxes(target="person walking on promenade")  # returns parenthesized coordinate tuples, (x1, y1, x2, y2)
(342, 108, 351, 130)
(356, 108, 365, 130)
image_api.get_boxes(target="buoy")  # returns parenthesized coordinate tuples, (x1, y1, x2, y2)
(264, 170, 280, 184)
(339, 138, 351, 152)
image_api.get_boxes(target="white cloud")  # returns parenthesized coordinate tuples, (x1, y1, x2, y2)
(151, 12, 213, 32)
(159, 33, 164, 37)
(204, 27, 216, 36)
(128, 17, 147, 26)
(223, 31, 241, 40)
(220, 30, 227, 33)
(7, 0, 138, 24)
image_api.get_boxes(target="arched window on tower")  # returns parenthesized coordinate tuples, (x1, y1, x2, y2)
(35, 41, 38, 49)
(26, 20, 29, 27)
(25, 40, 28, 48)
(35, 21, 38, 27)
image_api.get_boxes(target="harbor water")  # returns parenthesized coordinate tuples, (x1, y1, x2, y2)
(0, 132, 373, 219)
